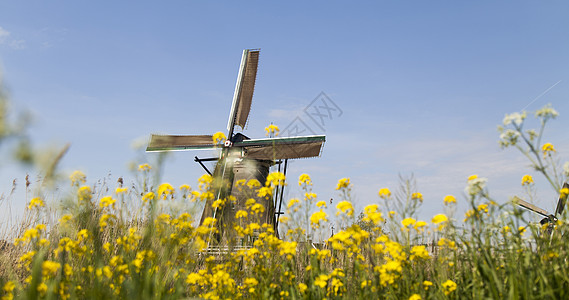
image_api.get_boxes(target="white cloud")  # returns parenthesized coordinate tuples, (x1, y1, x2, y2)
(0, 26, 25, 50)
(0, 26, 10, 43)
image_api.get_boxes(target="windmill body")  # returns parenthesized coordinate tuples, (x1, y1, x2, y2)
(146, 49, 325, 244)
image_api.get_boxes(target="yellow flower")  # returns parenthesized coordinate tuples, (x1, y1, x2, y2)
(28, 197, 44, 210)
(336, 201, 354, 216)
(468, 174, 478, 181)
(423, 280, 433, 290)
(401, 217, 416, 228)
(179, 184, 191, 191)
(336, 178, 350, 190)
(414, 220, 428, 231)
(246, 179, 261, 188)
(70, 170, 86, 185)
(477, 204, 489, 213)
(142, 192, 155, 203)
(99, 196, 116, 208)
(138, 163, 151, 171)
(158, 183, 175, 199)
(264, 124, 280, 136)
(521, 175, 534, 186)
(432, 214, 448, 224)
(314, 274, 329, 288)
(115, 187, 128, 194)
(42, 260, 61, 277)
(316, 200, 327, 208)
(298, 174, 312, 186)
(257, 187, 273, 198)
(212, 132, 227, 144)
(411, 192, 423, 201)
(443, 195, 456, 204)
(560, 187, 569, 198)
(287, 198, 299, 209)
(378, 188, 391, 198)
(37, 282, 48, 296)
(409, 294, 422, 300)
(410, 245, 430, 260)
(442, 279, 457, 295)
(266, 172, 286, 186)
(3, 281, 15, 293)
(298, 283, 308, 293)
(542, 143, 556, 156)
(78, 186, 92, 202)
(310, 210, 328, 226)
(363, 204, 383, 225)
(235, 210, 248, 219)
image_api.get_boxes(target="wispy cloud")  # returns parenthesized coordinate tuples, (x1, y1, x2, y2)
(0, 26, 26, 50)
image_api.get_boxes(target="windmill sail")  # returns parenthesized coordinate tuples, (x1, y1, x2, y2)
(513, 196, 551, 218)
(227, 49, 260, 135)
(236, 135, 325, 160)
(554, 182, 569, 216)
(146, 134, 216, 151)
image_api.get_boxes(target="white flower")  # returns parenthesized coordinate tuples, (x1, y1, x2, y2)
(503, 112, 526, 126)
(465, 177, 488, 196)
(499, 129, 521, 147)
(535, 104, 559, 120)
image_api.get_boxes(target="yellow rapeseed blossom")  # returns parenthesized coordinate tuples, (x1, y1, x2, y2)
(401, 217, 416, 228)
(378, 188, 391, 198)
(314, 274, 329, 288)
(542, 143, 556, 157)
(158, 183, 175, 199)
(235, 210, 248, 219)
(70, 170, 86, 185)
(560, 187, 569, 198)
(442, 279, 457, 295)
(99, 196, 116, 209)
(362, 204, 383, 225)
(410, 245, 430, 260)
(78, 186, 92, 202)
(336, 201, 354, 216)
(432, 214, 448, 224)
(266, 172, 286, 186)
(443, 195, 456, 204)
(28, 197, 44, 210)
(138, 163, 151, 171)
(521, 174, 534, 186)
(287, 198, 299, 209)
(212, 132, 227, 144)
(411, 192, 423, 202)
(336, 178, 350, 190)
(142, 192, 155, 203)
(409, 294, 422, 300)
(264, 124, 280, 136)
(310, 210, 328, 227)
(298, 174, 312, 186)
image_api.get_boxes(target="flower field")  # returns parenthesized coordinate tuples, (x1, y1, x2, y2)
(2, 103, 569, 299)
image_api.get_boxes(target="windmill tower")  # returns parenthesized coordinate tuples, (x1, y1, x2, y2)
(146, 49, 325, 244)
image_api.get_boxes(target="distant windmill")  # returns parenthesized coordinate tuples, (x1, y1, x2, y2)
(146, 49, 325, 244)
(514, 182, 569, 236)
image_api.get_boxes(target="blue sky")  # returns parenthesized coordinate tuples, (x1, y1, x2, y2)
(1, 1, 568, 225)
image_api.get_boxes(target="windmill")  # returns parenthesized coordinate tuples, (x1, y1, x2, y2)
(514, 182, 569, 236)
(146, 49, 326, 244)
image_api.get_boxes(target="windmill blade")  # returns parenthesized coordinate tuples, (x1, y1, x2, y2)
(236, 135, 325, 160)
(146, 134, 217, 152)
(554, 182, 569, 217)
(512, 196, 551, 218)
(226, 49, 260, 135)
